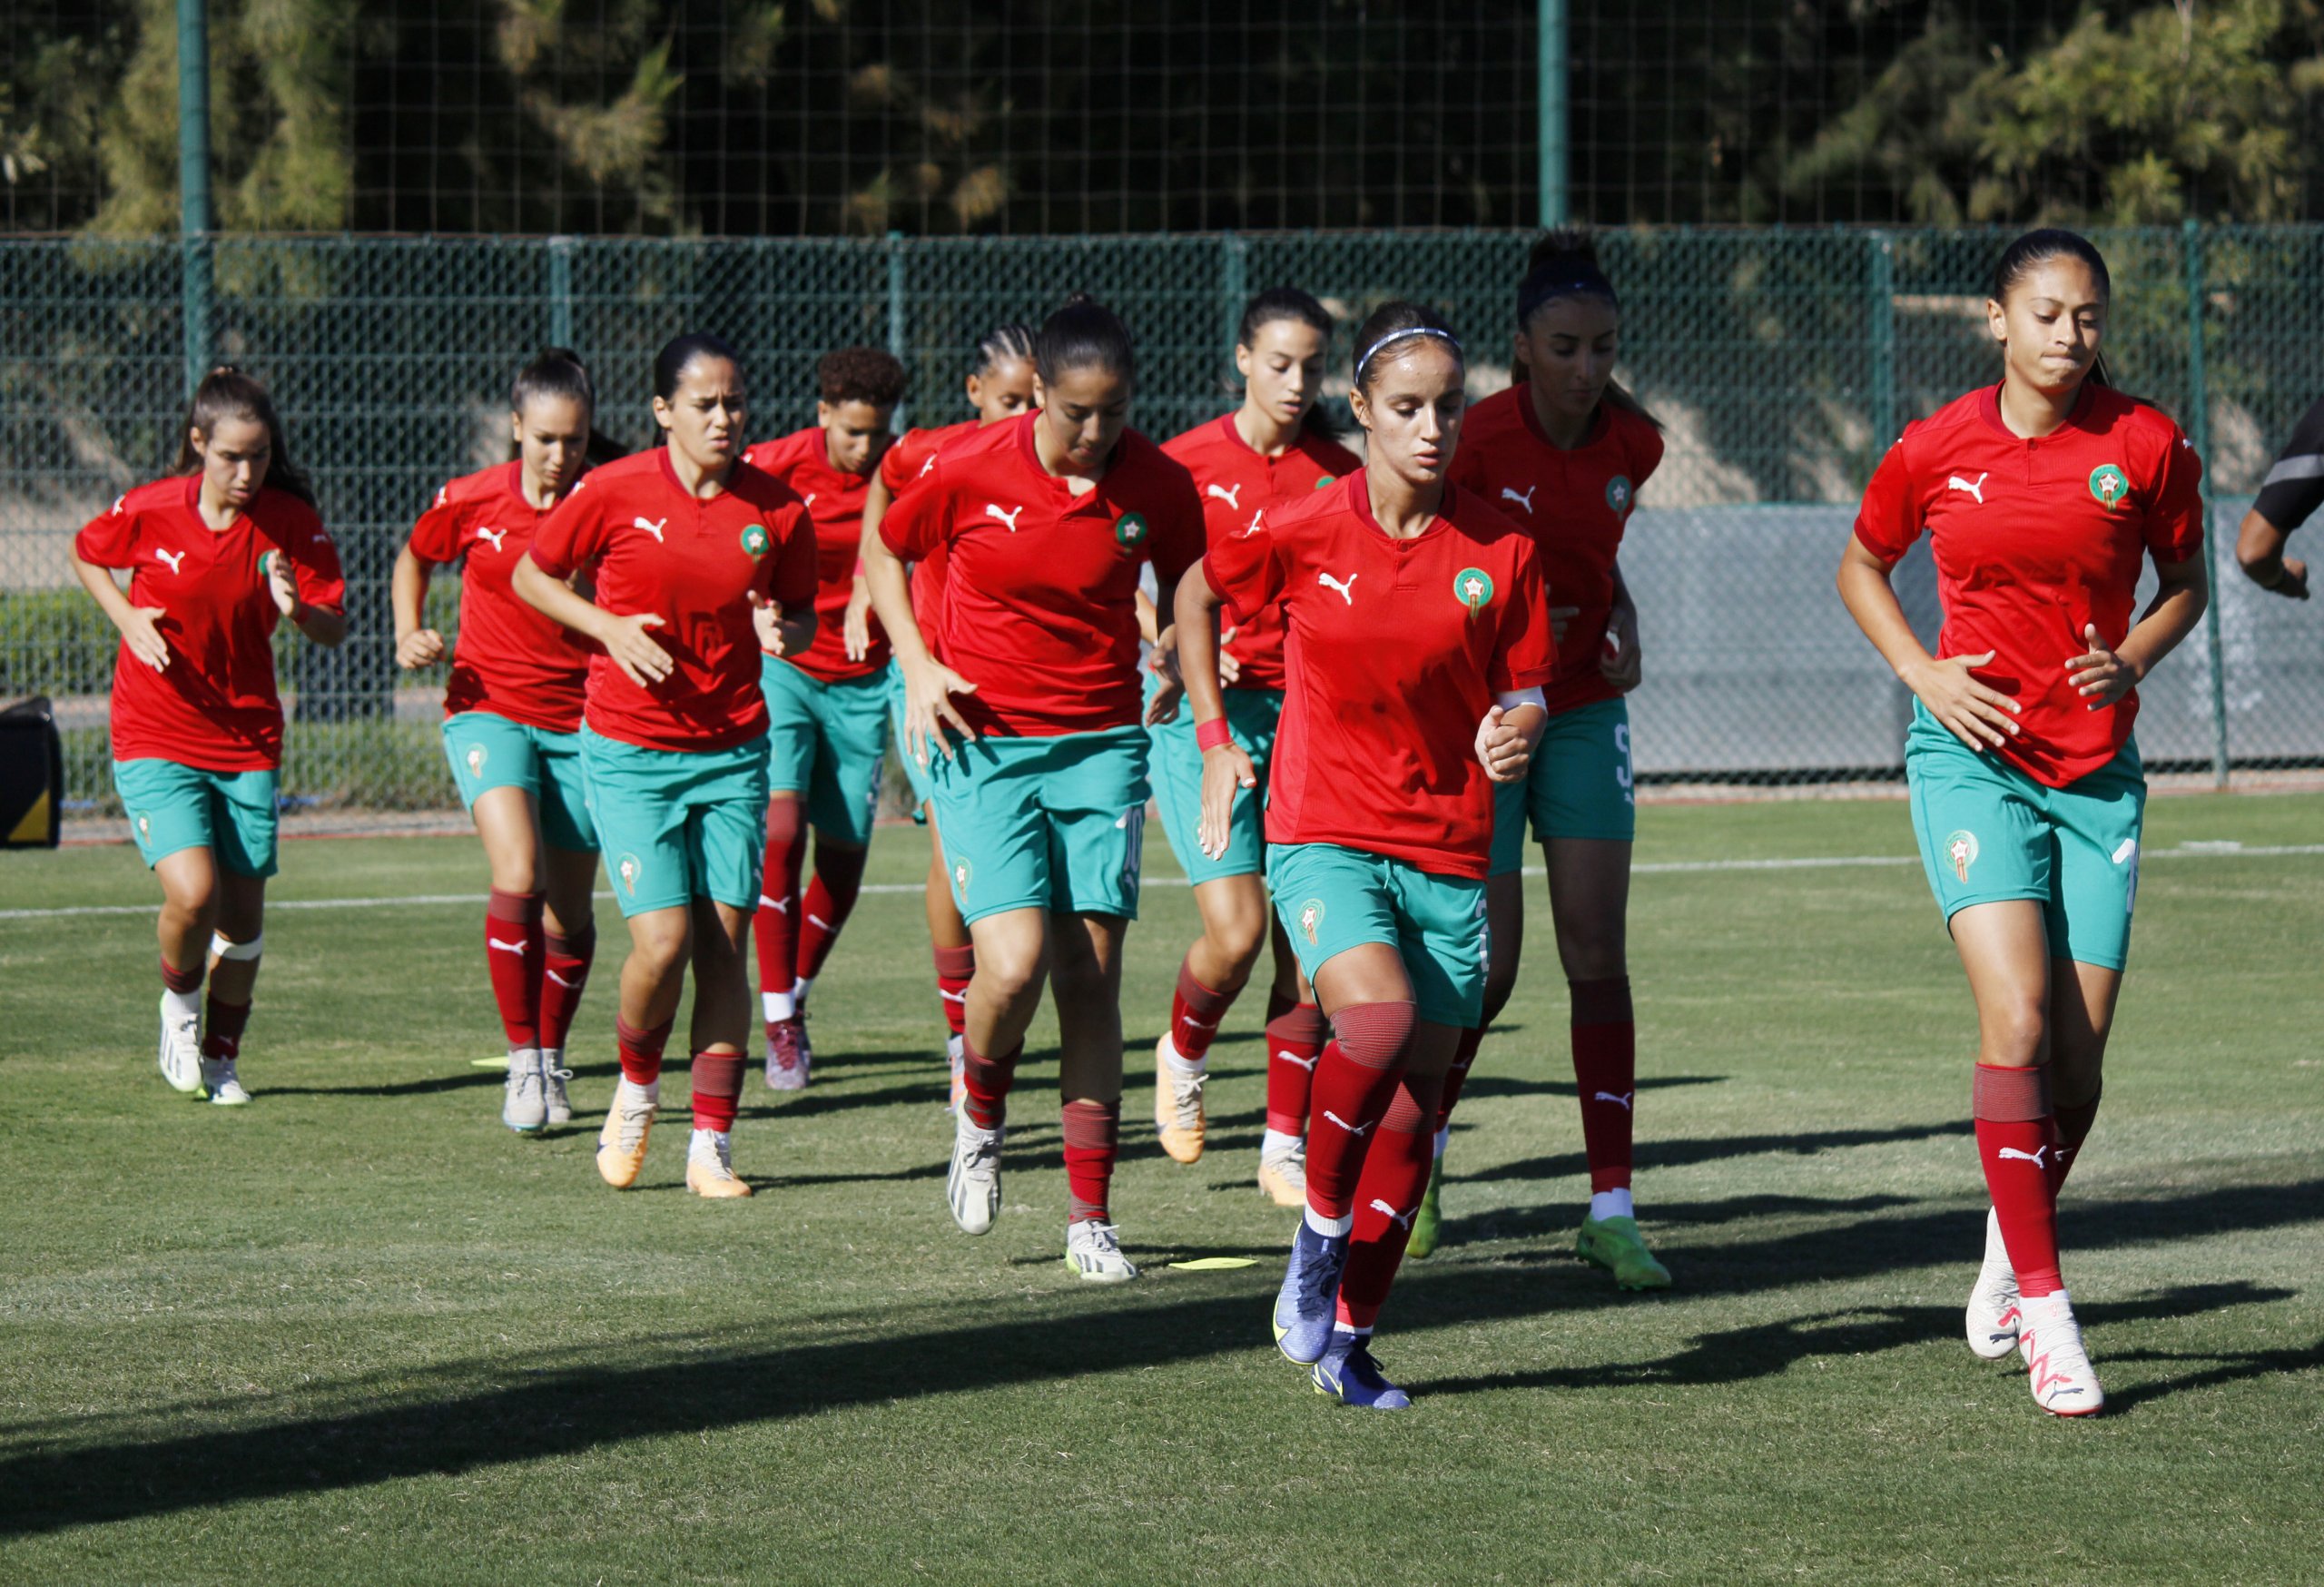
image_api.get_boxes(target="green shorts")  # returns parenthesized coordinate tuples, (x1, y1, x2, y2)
(580, 727, 770, 919)
(1147, 674, 1283, 886)
(1491, 695, 1637, 875)
(929, 725, 1148, 925)
(1265, 842, 1488, 1028)
(441, 711, 598, 853)
(1905, 704, 2145, 971)
(887, 660, 935, 820)
(763, 657, 890, 847)
(112, 759, 279, 878)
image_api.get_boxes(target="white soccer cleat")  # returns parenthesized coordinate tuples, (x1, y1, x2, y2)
(1965, 1206, 2024, 1360)
(198, 1057, 251, 1106)
(2018, 1290, 2103, 1416)
(502, 1049, 547, 1134)
(541, 1050, 574, 1126)
(1256, 1139, 1308, 1208)
(157, 994, 202, 1094)
(1064, 1219, 1137, 1283)
(684, 1129, 753, 1199)
(945, 1109, 1004, 1235)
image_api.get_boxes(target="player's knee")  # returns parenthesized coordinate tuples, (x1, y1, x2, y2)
(973, 941, 1049, 1009)
(628, 914, 691, 974)
(1983, 997, 2048, 1064)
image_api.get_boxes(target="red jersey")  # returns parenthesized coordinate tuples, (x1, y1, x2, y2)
(1202, 474, 1556, 879)
(879, 419, 981, 654)
(74, 478, 345, 772)
(743, 427, 888, 682)
(880, 413, 1205, 737)
(1161, 414, 1363, 693)
(1448, 388, 1664, 715)
(529, 449, 819, 753)
(405, 461, 596, 732)
(1855, 384, 2205, 787)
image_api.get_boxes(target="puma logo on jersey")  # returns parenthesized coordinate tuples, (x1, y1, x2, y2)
(1947, 472, 1988, 504)
(474, 526, 507, 553)
(1317, 571, 1358, 605)
(1593, 1090, 1634, 1112)
(1206, 482, 1243, 509)
(487, 937, 527, 956)
(1321, 1109, 1374, 1138)
(1236, 510, 1266, 538)
(154, 548, 186, 574)
(1369, 1198, 1417, 1231)
(1500, 485, 1537, 515)
(983, 502, 1024, 532)
(1996, 1145, 2049, 1168)
(633, 516, 668, 543)
(803, 494, 817, 509)
(917, 454, 938, 478)
(1273, 1048, 1319, 1072)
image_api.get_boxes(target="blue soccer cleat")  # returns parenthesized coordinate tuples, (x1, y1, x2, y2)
(1272, 1220, 1348, 1365)
(1311, 1334, 1412, 1410)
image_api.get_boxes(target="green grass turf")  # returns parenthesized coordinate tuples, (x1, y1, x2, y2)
(1, 793, 2319, 1584)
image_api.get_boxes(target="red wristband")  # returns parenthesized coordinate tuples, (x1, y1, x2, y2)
(1196, 718, 1235, 753)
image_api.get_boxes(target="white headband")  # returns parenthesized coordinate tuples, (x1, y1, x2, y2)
(1355, 325, 1462, 383)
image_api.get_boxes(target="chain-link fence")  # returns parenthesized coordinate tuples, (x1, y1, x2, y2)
(4, 226, 2320, 814)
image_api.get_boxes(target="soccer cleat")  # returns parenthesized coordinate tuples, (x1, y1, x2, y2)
(2018, 1289, 2103, 1416)
(596, 1081, 658, 1188)
(198, 1058, 251, 1106)
(946, 1109, 1004, 1235)
(541, 1050, 574, 1126)
(1965, 1206, 2024, 1360)
(1576, 1213, 1672, 1290)
(1311, 1334, 1412, 1411)
(1153, 1034, 1206, 1164)
(945, 1031, 965, 1114)
(763, 1014, 811, 1092)
(1256, 1140, 1308, 1209)
(1273, 1220, 1350, 1365)
(157, 994, 202, 1094)
(684, 1130, 753, 1199)
(1406, 1156, 1446, 1260)
(502, 1049, 547, 1134)
(1063, 1219, 1138, 1283)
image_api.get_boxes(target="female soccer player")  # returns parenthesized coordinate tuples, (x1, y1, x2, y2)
(859, 325, 1038, 1088)
(513, 332, 819, 1199)
(1838, 229, 2209, 1416)
(1177, 302, 1555, 1408)
(393, 349, 615, 1133)
(862, 297, 1204, 1282)
(1145, 288, 1359, 1203)
(1428, 231, 1669, 1288)
(68, 366, 347, 1105)
(743, 346, 908, 1089)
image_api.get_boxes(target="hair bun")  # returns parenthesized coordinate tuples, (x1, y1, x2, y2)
(1525, 226, 1600, 274)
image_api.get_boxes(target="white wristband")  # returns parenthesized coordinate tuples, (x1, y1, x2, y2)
(1493, 687, 1546, 713)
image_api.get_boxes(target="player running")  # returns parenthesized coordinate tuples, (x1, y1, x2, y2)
(513, 332, 818, 1199)
(1176, 303, 1555, 1408)
(863, 297, 1204, 1282)
(1429, 231, 1669, 1287)
(67, 366, 347, 1106)
(743, 346, 908, 1090)
(1838, 229, 2209, 1417)
(1143, 288, 1359, 1202)
(860, 325, 1038, 1094)
(393, 349, 616, 1133)
(2233, 396, 2321, 599)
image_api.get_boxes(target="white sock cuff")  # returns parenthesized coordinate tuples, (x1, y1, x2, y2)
(1433, 1126, 1450, 1158)
(1304, 1205, 1354, 1238)
(763, 991, 795, 1021)
(210, 932, 262, 962)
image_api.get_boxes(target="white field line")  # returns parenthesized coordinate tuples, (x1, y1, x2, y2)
(4, 843, 2319, 923)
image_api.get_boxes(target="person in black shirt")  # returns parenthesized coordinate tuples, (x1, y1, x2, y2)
(2238, 399, 2320, 599)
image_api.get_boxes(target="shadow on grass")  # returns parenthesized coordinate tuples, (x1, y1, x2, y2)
(1457, 1073, 1728, 1104)
(1465, 1119, 1975, 1187)
(4, 1179, 2316, 1537)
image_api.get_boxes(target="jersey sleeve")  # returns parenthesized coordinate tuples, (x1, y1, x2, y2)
(1851, 439, 1922, 564)
(879, 431, 932, 496)
(1630, 412, 1668, 489)
(273, 501, 347, 613)
(530, 478, 606, 580)
(879, 466, 950, 562)
(73, 497, 144, 569)
(2251, 397, 2324, 535)
(405, 483, 468, 566)
(2142, 423, 2207, 564)
(1491, 537, 1559, 693)
(1199, 508, 1287, 626)
(1145, 466, 1206, 585)
(761, 499, 821, 608)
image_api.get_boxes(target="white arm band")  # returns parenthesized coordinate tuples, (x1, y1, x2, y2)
(1493, 687, 1546, 713)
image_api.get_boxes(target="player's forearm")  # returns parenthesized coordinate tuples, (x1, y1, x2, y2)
(1172, 567, 1229, 727)
(295, 605, 348, 648)
(779, 609, 816, 656)
(2235, 508, 2294, 586)
(861, 536, 931, 669)
(1836, 547, 1937, 686)
(68, 549, 139, 632)
(513, 555, 611, 643)
(2117, 558, 2208, 681)
(390, 546, 430, 641)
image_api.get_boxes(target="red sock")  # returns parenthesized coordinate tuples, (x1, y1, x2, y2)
(754, 798, 805, 1007)
(1974, 1062, 2063, 1297)
(1303, 1001, 1418, 1221)
(1061, 1097, 1121, 1223)
(1434, 1025, 1485, 1133)
(2049, 1086, 2102, 1198)
(796, 843, 869, 981)
(485, 889, 546, 1050)
(161, 957, 203, 995)
(1167, 956, 1235, 1062)
(932, 944, 975, 1039)
(690, 1050, 744, 1133)
(1336, 1071, 1447, 1330)
(1570, 978, 1636, 1193)
(615, 1016, 674, 1088)
(200, 996, 250, 1060)
(538, 925, 596, 1052)
(1263, 1000, 1329, 1137)
(1264, 987, 1296, 1025)
(959, 1037, 1021, 1130)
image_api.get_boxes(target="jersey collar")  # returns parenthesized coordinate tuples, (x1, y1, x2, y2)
(1976, 380, 2101, 443)
(1344, 471, 1452, 546)
(656, 444, 734, 503)
(1011, 409, 1119, 506)
(1516, 384, 1610, 453)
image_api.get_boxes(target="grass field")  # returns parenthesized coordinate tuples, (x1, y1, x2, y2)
(2, 793, 2319, 1584)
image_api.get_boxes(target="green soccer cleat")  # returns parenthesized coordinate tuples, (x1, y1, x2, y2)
(1576, 1213, 1671, 1290)
(1406, 1157, 1446, 1260)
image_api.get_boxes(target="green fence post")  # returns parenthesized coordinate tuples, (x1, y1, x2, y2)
(2183, 218, 2230, 788)
(176, 0, 212, 394)
(886, 230, 909, 427)
(547, 235, 575, 350)
(1220, 232, 1247, 386)
(1867, 231, 1895, 456)
(1538, 0, 1568, 226)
